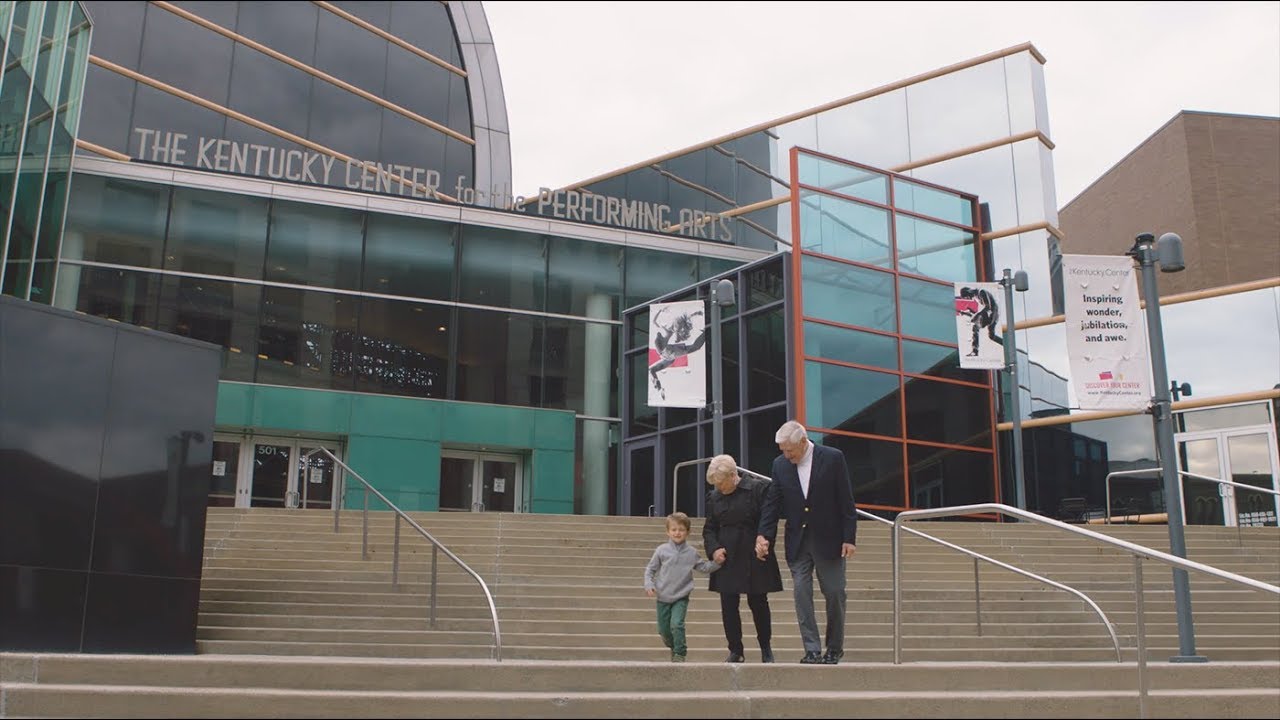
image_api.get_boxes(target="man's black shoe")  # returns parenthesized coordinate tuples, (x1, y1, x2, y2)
(761, 647, 775, 663)
(725, 652, 745, 663)
(821, 649, 844, 665)
(799, 651, 823, 664)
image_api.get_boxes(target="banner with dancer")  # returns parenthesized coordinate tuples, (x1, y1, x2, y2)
(953, 282, 1005, 370)
(1062, 254, 1149, 410)
(647, 300, 707, 408)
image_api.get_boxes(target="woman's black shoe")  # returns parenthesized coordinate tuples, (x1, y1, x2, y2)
(725, 652, 746, 663)
(761, 647, 775, 663)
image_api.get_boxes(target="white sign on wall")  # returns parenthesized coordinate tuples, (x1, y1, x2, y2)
(1062, 254, 1150, 410)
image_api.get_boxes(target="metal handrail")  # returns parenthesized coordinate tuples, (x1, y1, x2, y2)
(671, 456, 718, 514)
(303, 447, 503, 661)
(894, 503, 1280, 718)
(1106, 467, 1280, 524)
(854, 506, 1121, 661)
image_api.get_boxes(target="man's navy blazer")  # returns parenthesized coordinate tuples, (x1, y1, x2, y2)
(757, 442, 857, 564)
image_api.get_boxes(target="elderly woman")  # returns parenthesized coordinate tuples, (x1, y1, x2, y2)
(702, 454, 783, 663)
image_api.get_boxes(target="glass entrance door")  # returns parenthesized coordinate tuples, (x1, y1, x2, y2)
(208, 436, 342, 508)
(1176, 429, 1280, 527)
(625, 441, 657, 517)
(439, 451, 522, 512)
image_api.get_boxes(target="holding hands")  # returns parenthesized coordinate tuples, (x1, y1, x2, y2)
(754, 535, 769, 561)
(712, 548, 727, 564)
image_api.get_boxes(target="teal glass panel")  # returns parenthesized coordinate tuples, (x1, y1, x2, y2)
(63, 175, 169, 268)
(796, 153, 888, 204)
(699, 255, 742, 283)
(800, 254, 896, 332)
(894, 214, 977, 282)
(547, 234, 622, 318)
(804, 321, 898, 371)
(458, 225, 546, 312)
(804, 360, 901, 438)
(902, 338, 986, 384)
(624, 245, 699, 309)
(903, 376, 991, 448)
(165, 186, 268, 279)
(363, 213, 455, 301)
(898, 275, 953, 343)
(264, 200, 363, 290)
(798, 191, 892, 268)
(894, 177, 973, 226)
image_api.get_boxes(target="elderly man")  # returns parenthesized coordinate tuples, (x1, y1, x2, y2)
(755, 420, 857, 665)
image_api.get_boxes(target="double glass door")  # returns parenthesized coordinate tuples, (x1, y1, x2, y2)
(1176, 428, 1279, 527)
(210, 435, 342, 509)
(439, 451, 523, 512)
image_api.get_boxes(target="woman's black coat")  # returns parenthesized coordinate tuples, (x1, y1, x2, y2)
(702, 475, 783, 595)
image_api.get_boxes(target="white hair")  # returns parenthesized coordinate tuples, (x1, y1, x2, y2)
(705, 454, 740, 486)
(775, 420, 808, 445)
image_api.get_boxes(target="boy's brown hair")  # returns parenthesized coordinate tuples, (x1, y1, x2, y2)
(666, 511, 691, 531)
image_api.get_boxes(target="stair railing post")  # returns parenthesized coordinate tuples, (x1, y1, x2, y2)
(392, 513, 401, 588)
(892, 521, 901, 664)
(430, 545, 439, 628)
(973, 557, 982, 636)
(362, 488, 370, 561)
(1134, 555, 1148, 719)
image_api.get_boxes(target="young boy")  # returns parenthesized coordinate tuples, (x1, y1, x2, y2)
(644, 511, 721, 662)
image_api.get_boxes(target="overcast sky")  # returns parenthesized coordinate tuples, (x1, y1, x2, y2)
(484, 1, 1280, 208)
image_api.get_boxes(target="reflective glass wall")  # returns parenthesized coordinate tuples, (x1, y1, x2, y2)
(792, 149, 995, 512)
(0, 0, 90, 302)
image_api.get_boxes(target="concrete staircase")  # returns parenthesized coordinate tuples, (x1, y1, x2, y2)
(2, 507, 1277, 717)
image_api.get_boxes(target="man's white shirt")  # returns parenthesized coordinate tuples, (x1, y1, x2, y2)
(797, 440, 815, 499)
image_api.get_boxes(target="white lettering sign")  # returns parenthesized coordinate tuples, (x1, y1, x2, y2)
(129, 127, 731, 241)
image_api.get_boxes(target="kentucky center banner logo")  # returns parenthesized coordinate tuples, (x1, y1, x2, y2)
(1062, 254, 1150, 410)
(954, 282, 1005, 370)
(647, 300, 707, 408)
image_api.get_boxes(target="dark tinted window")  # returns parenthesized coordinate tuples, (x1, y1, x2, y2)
(264, 201, 363, 290)
(355, 296, 449, 398)
(458, 227, 545, 312)
(362, 213, 454, 300)
(164, 186, 268, 279)
(256, 286, 357, 390)
(821, 433, 905, 507)
(64, 175, 169, 268)
(903, 377, 991, 448)
(455, 307, 540, 406)
(155, 274, 260, 381)
(908, 444, 994, 507)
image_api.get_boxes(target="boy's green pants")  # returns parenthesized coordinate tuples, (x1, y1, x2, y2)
(656, 596, 690, 657)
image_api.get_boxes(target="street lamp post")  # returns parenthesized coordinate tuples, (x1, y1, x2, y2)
(709, 279, 736, 456)
(998, 268, 1030, 510)
(1127, 232, 1205, 663)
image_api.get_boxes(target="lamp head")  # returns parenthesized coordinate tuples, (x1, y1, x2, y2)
(713, 278, 736, 307)
(1013, 270, 1029, 292)
(1157, 232, 1185, 272)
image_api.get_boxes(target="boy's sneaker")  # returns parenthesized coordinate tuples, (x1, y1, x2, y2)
(671, 653, 686, 662)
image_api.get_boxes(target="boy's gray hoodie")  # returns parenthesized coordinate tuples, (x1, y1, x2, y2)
(644, 540, 720, 603)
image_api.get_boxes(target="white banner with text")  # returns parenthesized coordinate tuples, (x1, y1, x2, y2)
(647, 300, 707, 408)
(1063, 254, 1150, 410)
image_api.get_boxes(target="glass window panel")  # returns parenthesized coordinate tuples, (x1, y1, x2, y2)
(624, 246, 699, 310)
(796, 153, 888, 204)
(902, 338, 986, 384)
(63, 175, 169, 268)
(804, 361, 901, 438)
(628, 307, 649, 352)
(801, 254, 897, 332)
(455, 308, 540, 406)
(545, 317, 618, 416)
(155, 274, 260, 382)
(264, 200, 364, 290)
(227, 42, 313, 138)
(905, 58, 1010, 161)
(169, 1, 238, 27)
(307, 81, 382, 164)
(744, 257, 785, 310)
(81, 1, 144, 67)
(354, 297, 449, 398)
(443, 134, 474, 196)
(362, 213, 455, 301)
(804, 322, 898, 371)
(137, 4, 233, 103)
(233, 0, 317, 62)
(1181, 404, 1271, 434)
(774, 116, 817, 190)
(1002, 51, 1040, 138)
(389, 0, 461, 66)
(893, 178, 973, 226)
(909, 143, 1016, 232)
(446, 69, 471, 137)
(313, 7, 386, 94)
(378, 106, 446, 191)
(798, 191, 893, 268)
(71, 265, 160, 328)
(700, 255, 742, 282)
(908, 444, 995, 508)
(1012, 138, 1055, 228)
(1162, 286, 1280, 400)
(721, 318, 740, 415)
(745, 309, 787, 408)
(164, 186, 268, 279)
(743, 404, 788, 478)
(458, 227, 545, 312)
(130, 84, 227, 157)
(820, 432, 905, 508)
(255, 287, 358, 391)
(547, 235, 622, 318)
(898, 275, 953, 343)
(76, 65, 136, 155)
(903, 377, 991, 448)
(628, 351, 658, 434)
(894, 214, 976, 283)
(812, 89, 911, 172)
